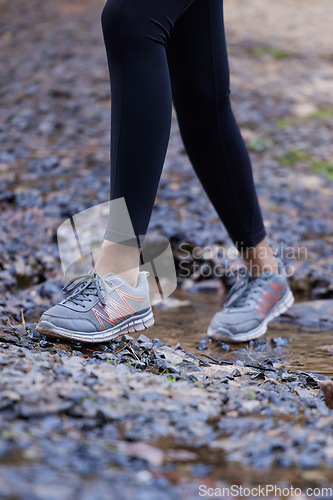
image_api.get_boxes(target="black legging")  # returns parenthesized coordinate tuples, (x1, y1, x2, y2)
(101, 0, 266, 250)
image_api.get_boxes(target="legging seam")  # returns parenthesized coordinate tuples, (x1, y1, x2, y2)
(110, 0, 126, 201)
(207, 0, 254, 244)
(177, 0, 196, 19)
(249, 180, 261, 243)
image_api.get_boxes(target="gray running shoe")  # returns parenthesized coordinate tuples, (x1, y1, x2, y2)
(36, 270, 154, 343)
(207, 259, 294, 343)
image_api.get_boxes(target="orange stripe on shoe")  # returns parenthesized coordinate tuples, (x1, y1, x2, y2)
(269, 282, 285, 297)
(257, 296, 272, 313)
(92, 289, 147, 330)
(255, 304, 266, 318)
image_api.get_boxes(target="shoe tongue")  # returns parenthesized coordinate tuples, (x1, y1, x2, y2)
(253, 268, 275, 279)
(101, 271, 115, 279)
(263, 269, 276, 277)
(101, 272, 116, 285)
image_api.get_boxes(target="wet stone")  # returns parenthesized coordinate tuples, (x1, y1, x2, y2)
(280, 372, 297, 382)
(298, 453, 322, 470)
(271, 337, 292, 348)
(138, 334, 151, 343)
(198, 358, 210, 367)
(39, 339, 55, 349)
(132, 360, 146, 370)
(198, 340, 207, 351)
(121, 335, 135, 343)
(250, 372, 265, 381)
(141, 342, 153, 351)
(220, 342, 230, 352)
(190, 463, 213, 476)
(275, 456, 293, 468)
(94, 344, 110, 352)
(251, 338, 269, 351)
(39, 281, 62, 300)
(96, 406, 119, 422)
(165, 366, 181, 375)
(152, 339, 164, 347)
(303, 374, 321, 389)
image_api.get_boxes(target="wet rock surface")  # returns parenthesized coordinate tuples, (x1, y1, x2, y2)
(1, 0, 333, 497)
(1, 329, 333, 497)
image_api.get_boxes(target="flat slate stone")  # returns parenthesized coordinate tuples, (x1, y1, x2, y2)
(281, 299, 333, 330)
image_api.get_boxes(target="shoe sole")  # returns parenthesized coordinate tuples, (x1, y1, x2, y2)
(36, 309, 154, 344)
(207, 289, 295, 343)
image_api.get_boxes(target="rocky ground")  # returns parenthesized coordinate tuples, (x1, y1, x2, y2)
(1, 0, 333, 498)
(1, 327, 333, 499)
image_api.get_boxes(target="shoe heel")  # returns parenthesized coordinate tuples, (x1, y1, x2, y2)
(126, 311, 154, 333)
(279, 290, 295, 314)
(143, 315, 154, 328)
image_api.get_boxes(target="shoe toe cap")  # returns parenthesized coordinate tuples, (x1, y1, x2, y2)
(208, 311, 260, 337)
(38, 305, 97, 333)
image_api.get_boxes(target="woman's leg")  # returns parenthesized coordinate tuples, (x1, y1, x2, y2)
(166, 0, 276, 273)
(165, 0, 293, 342)
(96, 0, 196, 285)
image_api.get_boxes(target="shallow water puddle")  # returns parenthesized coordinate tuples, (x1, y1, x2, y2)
(150, 290, 333, 376)
(149, 438, 333, 488)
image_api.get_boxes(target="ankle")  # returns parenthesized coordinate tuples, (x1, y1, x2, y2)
(243, 257, 278, 276)
(115, 268, 140, 288)
(240, 236, 279, 276)
(94, 240, 141, 287)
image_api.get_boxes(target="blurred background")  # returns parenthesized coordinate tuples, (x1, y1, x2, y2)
(1, 0, 333, 498)
(1, 0, 332, 299)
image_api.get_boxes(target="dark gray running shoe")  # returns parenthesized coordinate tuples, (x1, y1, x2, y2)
(36, 271, 153, 343)
(207, 259, 294, 343)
